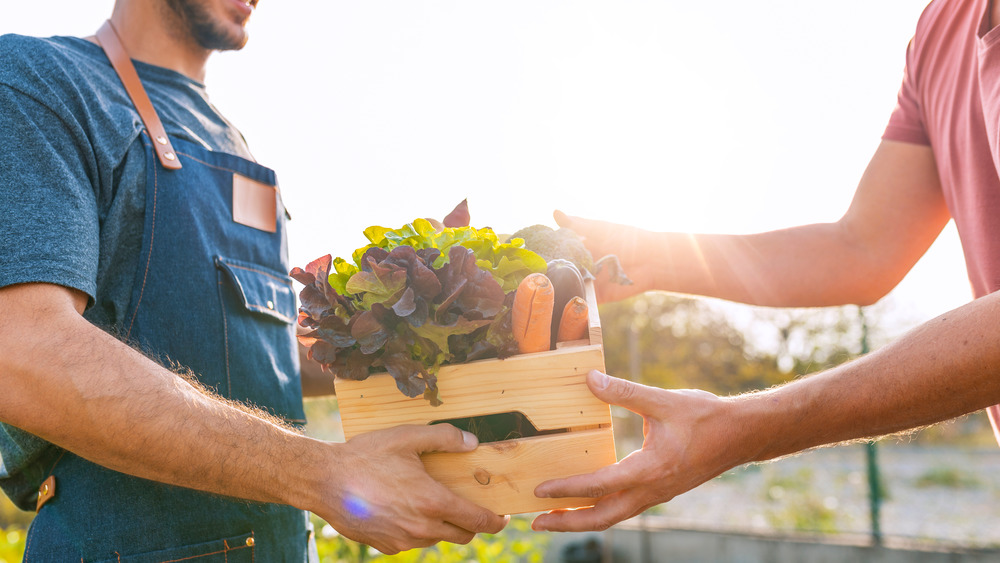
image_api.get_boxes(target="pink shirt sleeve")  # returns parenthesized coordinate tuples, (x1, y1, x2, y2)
(883, 39, 931, 146)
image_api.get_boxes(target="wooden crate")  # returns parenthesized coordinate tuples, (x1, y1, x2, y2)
(334, 279, 617, 515)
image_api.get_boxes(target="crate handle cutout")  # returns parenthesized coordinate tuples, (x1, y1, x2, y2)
(429, 411, 569, 444)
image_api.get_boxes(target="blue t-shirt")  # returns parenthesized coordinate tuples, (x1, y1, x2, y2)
(0, 33, 258, 510)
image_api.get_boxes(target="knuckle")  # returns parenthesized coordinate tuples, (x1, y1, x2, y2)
(585, 484, 607, 499)
(454, 531, 476, 545)
(411, 523, 436, 540)
(422, 497, 447, 518)
(615, 379, 640, 401)
(467, 510, 494, 532)
(593, 518, 615, 532)
(445, 423, 465, 443)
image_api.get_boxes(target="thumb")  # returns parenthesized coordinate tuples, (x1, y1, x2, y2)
(587, 370, 663, 416)
(404, 424, 479, 454)
(553, 209, 576, 229)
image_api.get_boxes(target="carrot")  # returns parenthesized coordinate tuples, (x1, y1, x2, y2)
(512, 272, 555, 354)
(556, 296, 589, 343)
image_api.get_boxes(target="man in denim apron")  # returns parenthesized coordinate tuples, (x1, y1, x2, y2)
(0, 1, 507, 560)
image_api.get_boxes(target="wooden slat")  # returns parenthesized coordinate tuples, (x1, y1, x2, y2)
(421, 426, 617, 515)
(336, 345, 609, 438)
(584, 277, 602, 346)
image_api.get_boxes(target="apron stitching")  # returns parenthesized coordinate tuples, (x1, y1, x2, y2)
(225, 263, 293, 285)
(158, 545, 248, 563)
(175, 151, 280, 194)
(23, 520, 36, 559)
(125, 136, 159, 340)
(245, 304, 293, 323)
(218, 279, 233, 397)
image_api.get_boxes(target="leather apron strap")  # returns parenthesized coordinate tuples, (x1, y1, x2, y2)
(95, 20, 183, 170)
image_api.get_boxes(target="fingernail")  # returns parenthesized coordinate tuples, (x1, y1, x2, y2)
(462, 431, 478, 449)
(589, 370, 610, 390)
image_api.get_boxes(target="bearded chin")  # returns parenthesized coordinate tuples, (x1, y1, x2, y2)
(164, 0, 249, 52)
(190, 20, 248, 51)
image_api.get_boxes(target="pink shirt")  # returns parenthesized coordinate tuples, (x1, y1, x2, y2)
(883, 0, 1000, 437)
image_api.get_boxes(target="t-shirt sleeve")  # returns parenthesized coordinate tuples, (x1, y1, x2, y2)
(0, 83, 99, 302)
(883, 38, 931, 146)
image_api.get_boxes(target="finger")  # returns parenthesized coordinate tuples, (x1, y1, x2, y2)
(553, 209, 575, 228)
(532, 487, 649, 533)
(439, 496, 509, 535)
(552, 210, 608, 239)
(534, 451, 650, 500)
(586, 370, 667, 415)
(402, 423, 478, 454)
(419, 520, 478, 546)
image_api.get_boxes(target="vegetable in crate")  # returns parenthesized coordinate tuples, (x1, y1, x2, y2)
(545, 258, 586, 348)
(509, 224, 633, 285)
(511, 272, 555, 354)
(292, 218, 547, 405)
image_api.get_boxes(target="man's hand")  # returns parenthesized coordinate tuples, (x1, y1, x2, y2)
(553, 210, 660, 303)
(531, 371, 749, 533)
(0, 283, 505, 554)
(315, 424, 508, 554)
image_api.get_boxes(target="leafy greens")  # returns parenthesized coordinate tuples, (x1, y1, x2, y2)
(291, 219, 547, 405)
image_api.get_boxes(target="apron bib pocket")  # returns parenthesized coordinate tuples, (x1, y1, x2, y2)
(215, 255, 305, 425)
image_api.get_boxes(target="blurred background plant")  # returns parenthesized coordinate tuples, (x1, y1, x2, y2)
(312, 515, 547, 563)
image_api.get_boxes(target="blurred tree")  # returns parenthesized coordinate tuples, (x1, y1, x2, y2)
(600, 293, 792, 396)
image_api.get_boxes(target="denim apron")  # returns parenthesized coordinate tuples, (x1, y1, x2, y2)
(22, 23, 316, 563)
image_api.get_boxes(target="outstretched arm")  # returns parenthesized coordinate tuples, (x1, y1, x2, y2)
(0, 282, 506, 553)
(559, 140, 948, 307)
(533, 287, 1000, 532)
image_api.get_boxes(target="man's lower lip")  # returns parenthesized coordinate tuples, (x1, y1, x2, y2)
(230, 0, 253, 17)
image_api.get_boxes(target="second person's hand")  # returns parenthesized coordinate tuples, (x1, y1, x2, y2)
(531, 371, 750, 533)
(553, 210, 662, 303)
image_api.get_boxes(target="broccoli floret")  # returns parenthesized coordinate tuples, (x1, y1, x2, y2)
(510, 225, 632, 285)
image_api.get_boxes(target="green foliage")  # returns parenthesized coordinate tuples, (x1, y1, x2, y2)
(0, 526, 26, 563)
(599, 294, 792, 396)
(0, 494, 33, 529)
(313, 515, 548, 563)
(915, 466, 982, 489)
(761, 468, 839, 533)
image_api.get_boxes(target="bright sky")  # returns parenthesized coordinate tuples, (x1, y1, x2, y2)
(3, 1, 971, 337)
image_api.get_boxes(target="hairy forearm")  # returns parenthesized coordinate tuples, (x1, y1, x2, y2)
(0, 297, 327, 510)
(649, 225, 883, 307)
(572, 141, 948, 308)
(734, 291, 1000, 463)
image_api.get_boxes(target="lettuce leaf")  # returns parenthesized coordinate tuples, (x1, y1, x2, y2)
(294, 220, 546, 404)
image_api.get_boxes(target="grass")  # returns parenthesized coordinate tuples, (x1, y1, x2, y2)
(914, 467, 982, 490)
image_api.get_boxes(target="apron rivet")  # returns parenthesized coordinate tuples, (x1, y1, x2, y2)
(266, 300, 274, 310)
(155, 135, 168, 145)
(245, 536, 255, 547)
(163, 152, 176, 161)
